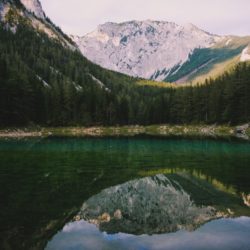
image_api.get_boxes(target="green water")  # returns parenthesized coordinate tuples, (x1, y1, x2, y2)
(0, 137, 250, 249)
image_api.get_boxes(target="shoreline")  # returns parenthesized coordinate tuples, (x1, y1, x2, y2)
(0, 125, 249, 140)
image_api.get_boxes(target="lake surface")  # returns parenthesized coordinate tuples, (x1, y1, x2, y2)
(0, 137, 250, 249)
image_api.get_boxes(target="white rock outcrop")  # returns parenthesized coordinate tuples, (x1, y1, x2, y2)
(20, 0, 45, 19)
(240, 46, 250, 62)
(73, 20, 222, 81)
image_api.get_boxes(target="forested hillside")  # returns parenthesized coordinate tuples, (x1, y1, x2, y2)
(0, 14, 249, 126)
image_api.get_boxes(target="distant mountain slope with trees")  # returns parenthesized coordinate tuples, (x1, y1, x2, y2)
(0, 1, 249, 127)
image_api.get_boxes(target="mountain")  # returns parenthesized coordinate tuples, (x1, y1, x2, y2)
(0, 0, 249, 128)
(78, 174, 220, 235)
(0, 0, 138, 126)
(77, 173, 249, 235)
(0, 2, 250, 249)
(73, 20, 250, 83)
(20, 0, 45, 19)
(0, 0, 75, 48)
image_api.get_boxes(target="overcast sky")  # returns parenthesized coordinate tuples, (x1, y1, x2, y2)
(40, 0, 250, 36)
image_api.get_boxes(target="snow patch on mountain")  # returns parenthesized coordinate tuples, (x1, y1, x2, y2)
(240, 46, 250, 62)
(72, 82, 83, 92)
(20, 0, 45, 19)
(225, 39, 232, 46)
(73, 20, 222, 81)
(36, 75, 50, 88)
(88, 73, 111, 92)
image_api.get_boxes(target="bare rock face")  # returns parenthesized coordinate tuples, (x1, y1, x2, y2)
(73, 20, 222, 81)
(77, 175, 219, 235)
(0, 0, 76, 49)
(240, 46, 250, 62)
(20, 0, 45, 19)
(0, 2, 7, 21)
(235, 124, 249, 140)
(242, 193, 250, 207)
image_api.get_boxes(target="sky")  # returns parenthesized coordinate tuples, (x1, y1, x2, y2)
(40, 0, 250, 36)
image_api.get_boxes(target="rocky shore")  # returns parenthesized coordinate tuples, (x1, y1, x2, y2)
(0, 124, 249, 140)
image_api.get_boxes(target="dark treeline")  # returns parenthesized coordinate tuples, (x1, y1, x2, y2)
(0, 22, 250, 127)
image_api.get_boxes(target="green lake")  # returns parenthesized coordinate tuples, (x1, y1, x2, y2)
(0, 137, 250, 249)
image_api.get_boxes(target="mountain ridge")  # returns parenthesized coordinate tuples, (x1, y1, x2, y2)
(0, 0, 249, 129)
(20, 0, 45, 19)
(73, 20, 250, 83)
(0, 0, 76, 49)
(72, 20, 221, 81)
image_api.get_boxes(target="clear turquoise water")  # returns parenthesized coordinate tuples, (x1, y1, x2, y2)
(0, 137, 250, 249)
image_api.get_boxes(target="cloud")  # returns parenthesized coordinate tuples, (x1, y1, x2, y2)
(40, 0, 250, 36)
(46, 217, 250, 250)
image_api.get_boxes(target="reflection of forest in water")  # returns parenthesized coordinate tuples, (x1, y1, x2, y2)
(0, 137, 250, 249)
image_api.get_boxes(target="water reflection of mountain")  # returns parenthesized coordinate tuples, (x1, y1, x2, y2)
(77, 174, 250, 235)
(1, 138, 250, 249)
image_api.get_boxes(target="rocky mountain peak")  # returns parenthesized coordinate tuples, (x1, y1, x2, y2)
(0, 0, 75, 49)
(20, 0, 45, 19)
(73, 20, 220, 81)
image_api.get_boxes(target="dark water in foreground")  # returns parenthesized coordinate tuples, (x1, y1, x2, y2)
(0, 137, 250, 249)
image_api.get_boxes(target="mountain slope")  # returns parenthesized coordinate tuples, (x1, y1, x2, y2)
(0, 2, 250, 249)
(166, 36, 250, 84)
(0, 0, 75, 48)
(0, 0, 249, 129)
(73, 20, 250, 83)
(0, 0, 139, 126)
(20, 0, 45, 19)
(73, 21, 221, 81)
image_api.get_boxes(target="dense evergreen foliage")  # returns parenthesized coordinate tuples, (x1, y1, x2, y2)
(0, 22, 249, 127)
